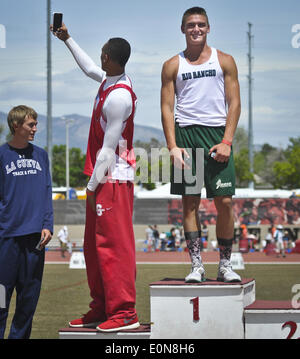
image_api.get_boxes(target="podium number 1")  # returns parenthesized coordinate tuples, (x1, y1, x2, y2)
(190, 297, 200, 321)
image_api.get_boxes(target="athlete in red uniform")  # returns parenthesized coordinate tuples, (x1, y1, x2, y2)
(53, 24, 139, 332)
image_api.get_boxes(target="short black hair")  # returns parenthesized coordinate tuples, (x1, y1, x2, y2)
(182, 7, 209, 28)
(104, 38, 131, 67)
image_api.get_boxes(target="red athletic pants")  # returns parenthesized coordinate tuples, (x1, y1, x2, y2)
(84, 180, 137, 320)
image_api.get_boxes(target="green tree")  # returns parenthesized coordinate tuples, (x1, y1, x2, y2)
(52, 145, 88, 187)
(233, 126, 248, 153)
(233, 126, 256, 187)
(233, 148, 254, 187)
(232, 127, 286, 188)
(69, 147, 88, 187)
(273, 137, 300, 189)
(134, 138, 166, 190)
(254, 144, 284, 187)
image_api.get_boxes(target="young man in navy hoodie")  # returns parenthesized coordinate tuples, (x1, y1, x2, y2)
(0, 105, 53, 339)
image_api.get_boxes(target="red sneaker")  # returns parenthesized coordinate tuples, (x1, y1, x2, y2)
(69, 310, 105, 328)
(96, 315, 140, 332)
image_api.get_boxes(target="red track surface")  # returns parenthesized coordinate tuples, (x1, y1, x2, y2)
(45, 249, 300, 263)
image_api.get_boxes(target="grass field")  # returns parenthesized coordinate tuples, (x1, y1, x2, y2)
(4, 263, 300, 339)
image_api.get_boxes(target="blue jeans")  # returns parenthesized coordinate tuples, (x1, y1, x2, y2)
(0, 234, 44, 339)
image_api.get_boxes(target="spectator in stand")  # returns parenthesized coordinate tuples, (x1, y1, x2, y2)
(159, 232, 167, 251)
(239, 224, 249, 253)
(283, 230, 292, 251)
(174, 226, 181, 249)
(274, 225, 286, 258)
(265, 228, 273, 246)
(57, 226, 69, 258)
(168, 228, 176, 251)
(240, 224, 248, 239)
(201, 224, 209, 250)
(145, 225, 154, 252)
(270, 223, 276, 239)
(152, 225, 160, 251)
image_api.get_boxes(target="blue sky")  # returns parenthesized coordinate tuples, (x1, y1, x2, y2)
(1, 0, 300, 148)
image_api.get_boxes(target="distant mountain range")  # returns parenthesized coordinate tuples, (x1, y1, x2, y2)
(0, 111, 165, 152)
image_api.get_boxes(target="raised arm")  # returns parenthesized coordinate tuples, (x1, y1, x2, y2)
(52, 23, 104, 83)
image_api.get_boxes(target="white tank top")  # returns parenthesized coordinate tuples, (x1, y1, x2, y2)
(175, 47, 227, 127)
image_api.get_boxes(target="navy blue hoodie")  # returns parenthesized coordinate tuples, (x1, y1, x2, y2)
(0, 142, 53, 238)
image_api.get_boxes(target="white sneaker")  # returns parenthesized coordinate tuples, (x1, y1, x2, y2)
(185, 266, 205, 283)
(217, 262, 241, 283)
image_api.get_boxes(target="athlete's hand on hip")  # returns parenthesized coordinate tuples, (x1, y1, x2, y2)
(169, 146, 191, 170)
(209, 143, 231, 163)
(86, 188, 96, 213)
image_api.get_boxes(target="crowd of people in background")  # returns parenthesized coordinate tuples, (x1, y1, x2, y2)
(145, 222, 298, 256)
(145, 224, 209, 252)
(263, 223, 296, 257)
(236, 222, 296, 257)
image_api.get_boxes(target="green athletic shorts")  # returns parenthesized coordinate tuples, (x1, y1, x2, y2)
(171, 123, 236, 198)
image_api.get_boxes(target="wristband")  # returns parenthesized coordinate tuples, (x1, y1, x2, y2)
(222, 139, 232, 147)
(86, 190, 95, 196)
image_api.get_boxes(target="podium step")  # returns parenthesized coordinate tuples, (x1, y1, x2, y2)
(59, 281, 300, 339)
(150, 278, 255, 339)
(59, 324, 151, 339)
(244, 300, 300, 339)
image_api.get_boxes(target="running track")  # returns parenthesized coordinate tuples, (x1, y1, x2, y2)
(45, 249, 300, 264)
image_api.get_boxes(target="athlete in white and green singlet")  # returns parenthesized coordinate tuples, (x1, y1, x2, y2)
(161, 7, 242, 283)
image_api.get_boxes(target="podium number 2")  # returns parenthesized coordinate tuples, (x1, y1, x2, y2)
(190, 297, 200, 321)
(282, 321, 300, 339)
